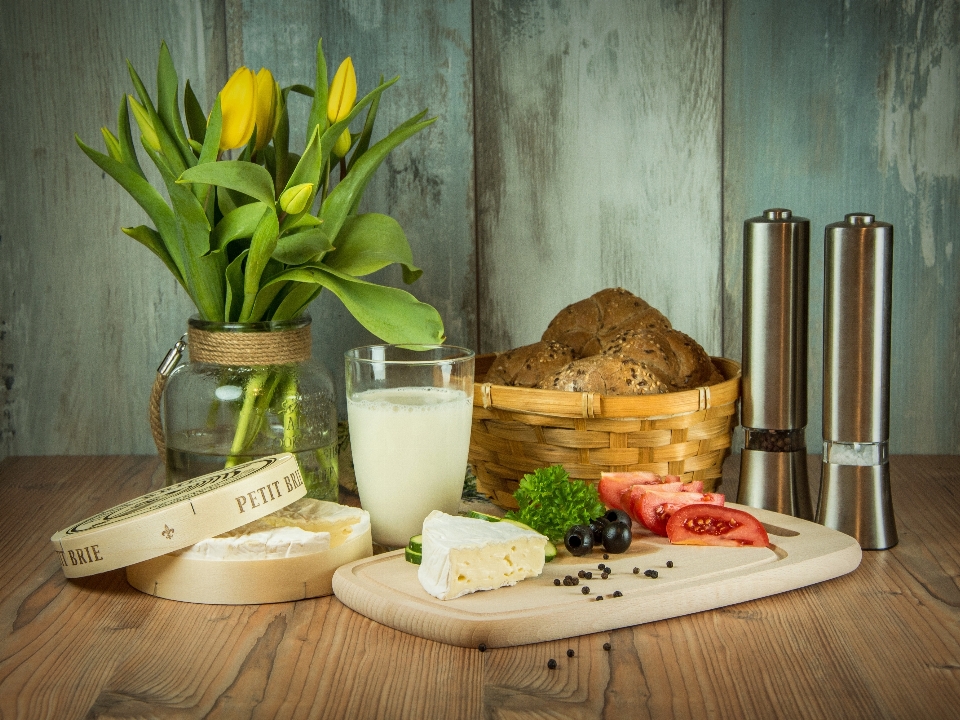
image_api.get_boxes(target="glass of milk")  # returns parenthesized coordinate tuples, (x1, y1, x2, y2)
(345, 345, 475, 548)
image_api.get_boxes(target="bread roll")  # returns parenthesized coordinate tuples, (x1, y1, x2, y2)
(600, 329, 679, 381)
(483, 341, 575, 387)
(663, 329, 714, 388)
(538, 355, 674, 395)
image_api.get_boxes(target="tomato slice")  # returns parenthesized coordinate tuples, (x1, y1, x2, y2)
(621, 482, 683, 522)
(666, 504, 770, 547)
(636, 491, 724, 537)
(598, 471, 662, 510)
(680, 480, 704, 493)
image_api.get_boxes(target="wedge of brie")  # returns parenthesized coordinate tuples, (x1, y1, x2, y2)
(417, 510, 547, 600)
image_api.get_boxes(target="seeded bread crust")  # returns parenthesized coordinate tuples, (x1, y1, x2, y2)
(483, 341, 576, 388)
(538, 355, 675, 395)
(664, 329, 714, 389)
(599, 328, 679, 381)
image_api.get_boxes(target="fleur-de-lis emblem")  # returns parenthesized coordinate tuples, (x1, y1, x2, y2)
(161, 524, 175, 540)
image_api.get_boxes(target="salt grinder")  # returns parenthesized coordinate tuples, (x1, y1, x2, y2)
(738, 209, 812, 519)
(817, 213, 897, 549)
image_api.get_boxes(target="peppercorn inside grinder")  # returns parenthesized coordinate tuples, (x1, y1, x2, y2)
(738, 209, 813, 519)
(816, 214, 897, 550)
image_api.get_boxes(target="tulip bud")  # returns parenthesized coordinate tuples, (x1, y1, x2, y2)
(333, 129, 352, 158)
(101, 127, 122, 161)
(127, 96, 161, 152)
(218, 67, 256, 151)
(279, 183, 315, 215)
(254, 68, 279, 153)
(327, 57, 357, 124)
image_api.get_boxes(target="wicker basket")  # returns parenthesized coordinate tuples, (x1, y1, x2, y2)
(469, 354, 741, 510)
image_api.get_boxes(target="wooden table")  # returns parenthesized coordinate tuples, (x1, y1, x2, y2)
(1, 455, 958, 719)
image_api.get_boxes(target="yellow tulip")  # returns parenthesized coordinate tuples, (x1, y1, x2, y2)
(127, 96, 161, 152)
(254, 68, 279, 153)
(327, 57, 357, 124)
(218, 67, 256, 151)
(279, 183, 315, 215)
(333, 129, 352, 158)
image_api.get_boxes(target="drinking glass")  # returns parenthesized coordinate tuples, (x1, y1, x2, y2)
(345, 345, 475, 548)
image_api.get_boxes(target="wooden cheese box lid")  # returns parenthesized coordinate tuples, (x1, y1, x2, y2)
(50, 453, 305, 579)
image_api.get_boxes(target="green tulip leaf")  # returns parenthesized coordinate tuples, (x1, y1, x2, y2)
(127, 59, 188, 177)
(273, 227, 334, 265)
(263, 265, 444, 343)
(306, 38, 329, 147)
(324, 213, 421, 283)
(179, 161, 276, 207)
(347, 74, 384, 172)
(183, 79, 206, 143)
(76, 135, 187, 279)
(157, 41, 196, 168)
(287, 84, 315, 98)
(117, 97, 146, 178)
(239, 207, 279, 321)
(224, 249, 248, 322)
(198, 97, 222, 166)
(122, 225, 185, 289)
(209, 201, 270, 254)
(320, 114, 436, 241)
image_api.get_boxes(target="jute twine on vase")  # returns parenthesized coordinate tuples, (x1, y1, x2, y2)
(149, 323, 312, 457)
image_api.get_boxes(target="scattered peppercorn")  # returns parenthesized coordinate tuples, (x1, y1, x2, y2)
(613, 590, 623, 597)
(644, 569, 659, 578)
(554, 578, 561, 586)
(633, 567, 640, 574)
(598, 563, 605, 570)
(584, 571, 593, 579)
(577, 570, 586, 579)
(603, 553, 610, 560)
(582, 586, 590, 594)
(567, 649, 575, 658)
(603, 642, 612, 651)
(601, 572, 609, 579)
(666, 560, 674, 568)
(478, 643, 487, 652)
(548, 659, 557, 669)
(596, 595, 604, 601)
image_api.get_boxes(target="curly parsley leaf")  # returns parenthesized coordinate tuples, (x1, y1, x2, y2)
(504, 465, 606, 543)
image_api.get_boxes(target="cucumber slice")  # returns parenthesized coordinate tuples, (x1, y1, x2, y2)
(465, 510, 503, 522)
(501, 517, 535, 532)
(408, 534, 423, 553)
(544, 539, 558, 563)
(404, 546, 422, 564)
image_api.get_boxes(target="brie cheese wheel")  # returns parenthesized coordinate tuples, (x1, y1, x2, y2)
(126, 499, 372, 604)
(417, 511, 547, 600)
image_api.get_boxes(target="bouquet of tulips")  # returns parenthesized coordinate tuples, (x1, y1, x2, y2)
(77, 40, 444, 341)
(77, 41, 445, 489)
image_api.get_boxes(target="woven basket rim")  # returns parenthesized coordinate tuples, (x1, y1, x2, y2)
(474, 355, 740, 420)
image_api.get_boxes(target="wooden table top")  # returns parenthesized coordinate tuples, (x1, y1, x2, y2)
(1, 454, 958, 719)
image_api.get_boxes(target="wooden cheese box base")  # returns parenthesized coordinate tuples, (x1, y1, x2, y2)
(127, 525, 372, 604)
(332, 504, 861, 647)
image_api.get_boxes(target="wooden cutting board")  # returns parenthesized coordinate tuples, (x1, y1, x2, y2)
(331, 504, 861, 647)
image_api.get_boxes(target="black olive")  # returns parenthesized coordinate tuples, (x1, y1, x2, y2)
(589, 517, 608, 544)
(564, 525, 594, 556)
(604, 509, 631, 527)
(601, 521, 633, 553)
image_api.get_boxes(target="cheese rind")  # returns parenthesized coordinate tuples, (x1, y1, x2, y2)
(417, 511, 547, 600)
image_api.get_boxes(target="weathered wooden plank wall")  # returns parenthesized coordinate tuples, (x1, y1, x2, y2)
(1, 0, 957, 461)
(724, 0, 960, 453)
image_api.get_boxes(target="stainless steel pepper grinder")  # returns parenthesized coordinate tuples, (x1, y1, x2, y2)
(816, 213, 897, 549)
(738, 209, 813, 519)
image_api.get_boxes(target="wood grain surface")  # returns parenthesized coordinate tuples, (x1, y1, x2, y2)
(1, 0, 957, 458)
(2, 454, 959, 719)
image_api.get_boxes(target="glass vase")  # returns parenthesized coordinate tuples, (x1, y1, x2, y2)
(162, 314, 338, 501)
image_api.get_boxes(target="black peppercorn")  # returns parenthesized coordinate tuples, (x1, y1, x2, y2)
(633, 567, 640, 574)
(547, 659, 557, 669)
(603, 642, 611, 651)
(666, 560, 674, 568)
(598, 563, 605, 570)
(601, 572, 609, 579)
(582, 586, 590, 594)
(603, 553, 610, 560)
(478, 643, 487, 652)
(596, 595, 603, 601)
(567, 649, 575, 658)
(585, 571, 593, 579)
(554, 578, 561, 586)
(613, 590, 623, 597)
